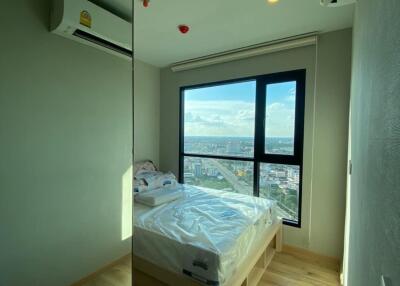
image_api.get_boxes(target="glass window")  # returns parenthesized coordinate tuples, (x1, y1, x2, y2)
(183, 81, 256, 158)
(180, 70, 305, 227)
(259, 163, 300, 223)
(183, 156, 254, 196)
(265, 81, 296, 155)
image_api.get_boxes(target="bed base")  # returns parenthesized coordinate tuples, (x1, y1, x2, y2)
(133, 220, 282, 286)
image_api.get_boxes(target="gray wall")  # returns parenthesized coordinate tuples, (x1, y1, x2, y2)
(159, 29, 352, 258)
(0, 1, 132, 285)
(310, 29, 352, 257)
(347, 0, 400, 285)
(134, 60, 160, 165)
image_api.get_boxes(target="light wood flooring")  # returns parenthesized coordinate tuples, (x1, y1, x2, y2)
(260, 246, 341, 286)
(79, 255, 131, 286)
(78, 247, 340, 286)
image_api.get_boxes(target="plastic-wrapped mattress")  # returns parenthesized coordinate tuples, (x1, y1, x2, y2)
(133, 184, 276, 286)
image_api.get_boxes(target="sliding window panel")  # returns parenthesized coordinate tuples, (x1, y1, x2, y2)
(259, 163, 300, 223)
(183, 156, 254, 196)
(264, 81, 297, 155)
(183, 80, 256, 158)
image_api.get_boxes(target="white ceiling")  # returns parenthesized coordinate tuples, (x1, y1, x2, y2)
(98, 0, 354, 67)
(91, 0, 132, 22)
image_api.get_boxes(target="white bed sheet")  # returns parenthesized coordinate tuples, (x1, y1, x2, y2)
(133, 184, 277, 286)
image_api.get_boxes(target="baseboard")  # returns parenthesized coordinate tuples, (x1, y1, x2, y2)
(71, 253, 131, 286)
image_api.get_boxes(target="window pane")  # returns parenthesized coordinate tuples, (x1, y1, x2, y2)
(265, 81, 296, 155)
(259, 163, 300, 223)
(183, 156, 254, 196)
(184, 81, 256, 157)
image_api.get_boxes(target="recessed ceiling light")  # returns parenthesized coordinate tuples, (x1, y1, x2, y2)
(267, 0, 279, 4)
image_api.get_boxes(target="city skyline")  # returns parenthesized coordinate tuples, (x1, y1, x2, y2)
(184, 135, 294, 156)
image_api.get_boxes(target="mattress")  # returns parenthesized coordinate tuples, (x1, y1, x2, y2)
(133, 184, 277, 286)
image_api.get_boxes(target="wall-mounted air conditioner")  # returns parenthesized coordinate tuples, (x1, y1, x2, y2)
(50, 0, 132, 60)
(320, 0, 356, 7)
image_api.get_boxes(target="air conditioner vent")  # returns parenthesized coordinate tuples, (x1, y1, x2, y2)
(73, 29, 132, 58)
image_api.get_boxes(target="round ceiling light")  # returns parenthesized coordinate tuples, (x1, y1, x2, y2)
(267, 0, 279, 4)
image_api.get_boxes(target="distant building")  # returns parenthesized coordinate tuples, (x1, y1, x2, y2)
(194, 163, 202, 177)
(206, 167, 219, 177)
(184, 172, 194, 178)
(236, 169, 246, 177)
(275, 170, 286, 178)
(227, 141, 241, 154)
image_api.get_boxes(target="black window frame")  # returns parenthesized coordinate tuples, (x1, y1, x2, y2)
(179, 69, 306, 228)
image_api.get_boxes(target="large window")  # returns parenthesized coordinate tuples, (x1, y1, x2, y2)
(179, 70, 305, 227)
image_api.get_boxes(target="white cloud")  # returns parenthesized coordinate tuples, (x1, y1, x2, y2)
(265, 103, 295, 137)
(185, 100, 255, 137)
(185, 99, 295, 137)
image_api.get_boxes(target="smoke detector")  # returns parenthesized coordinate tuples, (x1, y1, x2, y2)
(178, 25, 190, 34)
(320, 0, 356, 7)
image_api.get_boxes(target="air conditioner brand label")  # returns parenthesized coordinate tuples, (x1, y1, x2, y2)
(80, 11, 92, 28)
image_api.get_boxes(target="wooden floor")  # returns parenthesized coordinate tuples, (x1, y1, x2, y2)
(79, 247, 340, 286)
(260, 246, 341, 286)
(80, 256, 131, 286)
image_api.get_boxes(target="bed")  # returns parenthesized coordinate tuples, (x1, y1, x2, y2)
(132, 184, 282, 286)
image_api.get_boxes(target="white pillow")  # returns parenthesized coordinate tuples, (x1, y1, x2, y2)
(135, 187, 183, 207)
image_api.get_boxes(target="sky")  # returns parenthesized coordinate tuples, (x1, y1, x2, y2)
(184, 80, 296, 137)
(265, 81, 296, 138)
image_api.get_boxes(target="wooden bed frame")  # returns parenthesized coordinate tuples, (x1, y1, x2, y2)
(133, 219, 282, 286)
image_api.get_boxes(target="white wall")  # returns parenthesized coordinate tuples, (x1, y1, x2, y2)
(309, 30, 352, 257)
(0, 1, 132, 285)
(346, 0, 400, 285)
(134, 60, 160, 166)
(159, 29, 352, 258)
